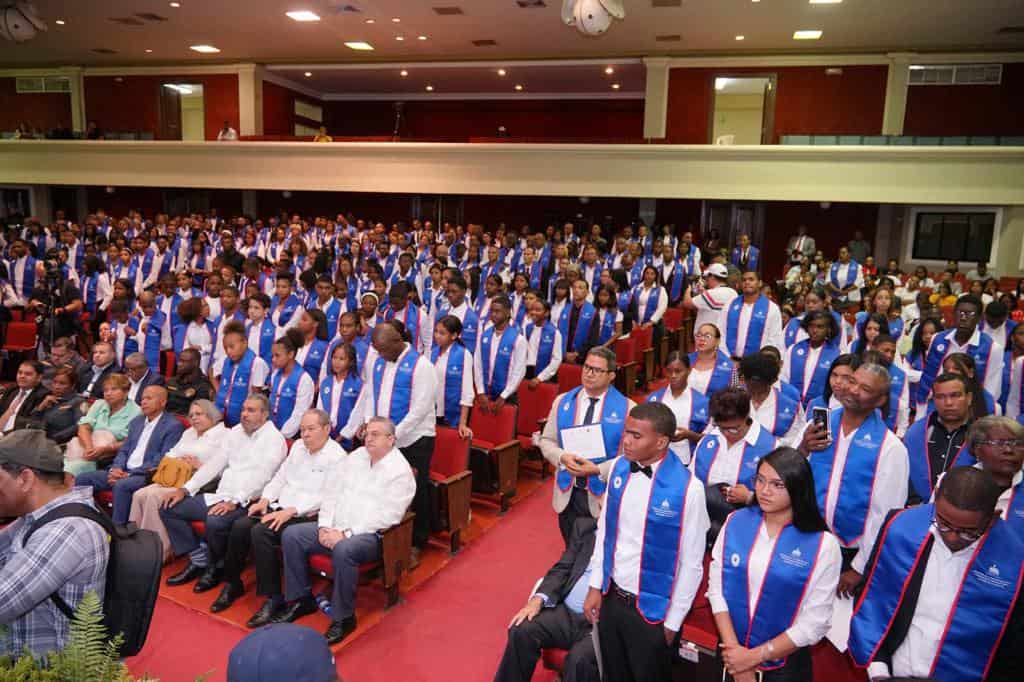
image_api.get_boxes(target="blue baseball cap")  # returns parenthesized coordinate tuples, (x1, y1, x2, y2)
(227, 624, 338, 682)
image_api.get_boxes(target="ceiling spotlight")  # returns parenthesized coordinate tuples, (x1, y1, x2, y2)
(418, 35, 427, 40)
(169, 1, 181, 7)
(809, 0, 843, 4)
(365, 19, 375, 24)
(190, 44, 220, 53)
(304, 71, 312, 77)
(604, 66, 614, 75)
(735, 35, 745, 41)
(286, 10, 321, 22)
(344, 41, 374, 50)
(391, 17, 401, 23)
(497, 68, 507, 76)
(611, 83, 621, 89)
(400, 69, 409, 77)
(55, 19, 65, 25)
(145, 48, 153, 53)
(793, 29, 823, 39)
(514, 84, 523, 91)
(425, 85, 434, 91)
(395, 35, 404, 41)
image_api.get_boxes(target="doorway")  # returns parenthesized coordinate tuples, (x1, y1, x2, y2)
(710, 76, 776, 145)
(701, 201, 766, 255)
(159, 83, 205, 140)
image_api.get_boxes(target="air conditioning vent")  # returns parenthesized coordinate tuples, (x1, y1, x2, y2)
(15, 77, 43, 93)
(16, 76, 70, 93)
(43, 77, 70, 92)
(516, 0, 546, 7)
(109, 17, 145, 26)
(133, 13, 168, 22)
(472, 39, 497, 46)
(655, 34, 682, 42)
(433, 6, 464, 15)
(92, 48, 118, 54)
(909, 63, 1002, 86)
(996, 25, 1024, 34)
(652, 0, 682, 7)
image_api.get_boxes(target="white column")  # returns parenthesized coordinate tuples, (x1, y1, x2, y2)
(237, 64, 265, 137)
(59, 66, 86, 133)
(642, 57, 671, 140)
(882, 53, 913, 136)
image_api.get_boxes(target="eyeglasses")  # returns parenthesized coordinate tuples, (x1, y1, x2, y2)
(977, 439, 1023, 450)
(694, 332, 716, 341)
(754, 475, 786, 492)
(932, 513, 987, 542)
(956, 310, 979, 319)
(582, 364, 613, 376)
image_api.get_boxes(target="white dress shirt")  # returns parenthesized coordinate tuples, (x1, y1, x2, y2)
(655, 387, 703, 464)
(797, 417, 909, 573)
(691, 285, 738, 339)
(867, 529, 976, 680)
(922, 328, 1004, 406)
(695, 420, 775, 487)
(125, 414, 161, 470)
(271, 303, 301, 339)
(782, 342, 824, 402)
(1005, 355, 1024, 420)
(261, 438, 345, 516)
(474, 326, 528, 400)
(318, 446, 416, 536)
(750, 390, 806, 448)
(1, 388, 31, 432)
(432, 345, 476, 419)
(342, 343, 437, 448)
(729, 297, 785, 357)
(211, 308, 242, 367)
(588, 457, 710, 631)
(127, 373, 150, 404)
(268, 367, 316, 439)
(634, 284, 668, 324)
(184, 322, 214, 373)
(185, 420, 288, 506)
(164, 423, 229, 463)
(708, 518, 842, 648)
(524, 324, 564, 382)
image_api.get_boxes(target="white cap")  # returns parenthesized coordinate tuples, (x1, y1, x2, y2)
(704, 263, 728, 280)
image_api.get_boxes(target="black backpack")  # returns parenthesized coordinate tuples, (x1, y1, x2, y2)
(24, 503, 163, 657)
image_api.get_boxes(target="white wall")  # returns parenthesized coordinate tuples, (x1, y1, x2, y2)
(712, 93, 764, 145)
(180, 90, 205, 141)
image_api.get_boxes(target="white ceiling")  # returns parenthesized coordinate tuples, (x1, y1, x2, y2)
(2, 0, 1022, 68)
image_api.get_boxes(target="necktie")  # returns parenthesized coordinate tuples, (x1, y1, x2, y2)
(1, 389, 27, 431)
(629, 461, 653, 478)
(568, 304, 582, 351)
(582, 397, 598, 425)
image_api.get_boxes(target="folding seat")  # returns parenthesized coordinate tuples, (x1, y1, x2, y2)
(557, 363, 582, 394)
(515, 381, 558, 478)
(468, 403, 520, 512)
(428, 427, 472, 553)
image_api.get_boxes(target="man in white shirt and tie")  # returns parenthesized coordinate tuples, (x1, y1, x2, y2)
(0, 361, 47, 435)
(786, 225, 816, 260)
(161, 394, 288, 594)
(582, 402, 710, 682)
(277, 417, 416, 645)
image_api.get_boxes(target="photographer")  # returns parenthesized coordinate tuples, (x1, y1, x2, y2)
(27, 250, 82, 353)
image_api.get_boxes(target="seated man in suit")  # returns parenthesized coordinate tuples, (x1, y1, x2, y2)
(495, 517, 600, 682)
(123, 351, 166, 405)
(75, 385, 186, 525)
(850, 466, 1024, 682)
(0, 360, 49, 435)
(78, 341, 118, 400)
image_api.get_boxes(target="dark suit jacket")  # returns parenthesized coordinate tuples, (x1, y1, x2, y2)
(111, 411, 186, 473)
(859, 510, 1024, 681)
(78, 363, 117, 400)
(0, 385, 48, 431)
(537, 517, 597, 606)
(131, 370, 166, 405)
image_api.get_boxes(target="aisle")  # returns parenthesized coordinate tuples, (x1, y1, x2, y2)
(126, 480, 564, 681)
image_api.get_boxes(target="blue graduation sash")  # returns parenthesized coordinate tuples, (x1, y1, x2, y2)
(627, 262, 644, 288)
(526, 261, 543, 290)
(783, 316, 803, 349)
(883, 364, 907, 432)
(247, 318, 277, 367)
(600, 453, 691, 623)
(583, 262, 604, 293)
(555, 386, 628, 496)
(904, 416, 972, 501)
(1000, 348, 1014, 414)
(830, 261, 858, 289)
(12, 256, 35, 299)
(632, 285, 663, 324)
(216, 348, 256, 426)
(721, 507, 827, 669)
(617, 291, 631, 316)
(315, 298, 342, 340)
(788, 340, 840, 407)
(917, 329, 996, 403)
(558, 301, 596, 354)
(849, 504, 1024, 682)
(431, 342, 467, 427)
(383, 303, 422, 350)
(906, 351, 925, 404)
(596, 309, 617, 345)
(725, 296, 770, 358)
(694, 426, 777, 489)
(480, 325, 520, 400)
(525, 321, 558, 376)
(140, 310, 165, 371)
(647, 386, 709, 434)
(301, 338, 328, 382)
(269, 364, 304, 431)
(688, 350, 735, 398)
(808, 410, 887, 545)
(156, 293, 183, 332)
(762, 388, 800, 439)
(83, 272, 101, 313)
(271, 293, 301, 327)
(459, 306, 480, 351)
(665, 261, 686, 302)
(372, 349, 420, 425)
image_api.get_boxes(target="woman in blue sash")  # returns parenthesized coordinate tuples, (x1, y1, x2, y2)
(294, 309, 330, 382)
(804, 353, 861, 415)
(647, 352, 709, 464)
(549, 279, 570, 330)
(783, 287, 844, 351)
(688, 323, 735, 398)
(854, 288, 903, 348)
(430, 314, 474, 439)
(960, 417, 1024, 535)
(178, 297, 216, 373)
(245, 292, 277, 368)
(523, 299, 563, 387)
(850, 312, 889, 356)
(318, 341, 362, 449)
(591, 285, 623, 350)
(267, 328, 316, 439)
(213, 320, 271, 426)
(904, 317, 941, 410)
(629, 265, 668, 348)
(782, 311, 842, 408)
(709, 448, 841, 682)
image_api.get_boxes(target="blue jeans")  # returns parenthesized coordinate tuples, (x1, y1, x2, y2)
(281, 524, 380, 620)
(75, 471, 148, 525)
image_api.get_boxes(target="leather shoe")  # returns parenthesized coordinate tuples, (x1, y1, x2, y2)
(270, 596, 318, 624)
(325, 615, 357, 645)
(193, 566, 223, 593)
(166, 562, 204, 586)
(210, 582, 244, 613)
(246, 599, 282, 629)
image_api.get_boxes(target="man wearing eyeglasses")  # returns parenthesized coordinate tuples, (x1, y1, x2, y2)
(915, 294, 1003, 417)
(539, 347, 635, 546)
(849, 466, 1024, 682)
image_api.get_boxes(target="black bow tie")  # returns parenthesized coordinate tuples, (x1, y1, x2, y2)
(629, 461, 653, 478)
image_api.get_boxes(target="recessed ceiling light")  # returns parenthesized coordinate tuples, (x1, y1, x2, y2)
(497, 68, 507, 76)
(418, 35, 427, 40)
(611, 83, 621, 90)
(809, 0, 842, 4)
(286, 10, 321, 22)
(425, 85, 434, 91)
(392, 17, 401, 23)
(395, 35, 404, 41)
(55, 19, 65, 25)
(169, 1, 180, 7)
(514, 84, 523, 91)
(145, 48, 153, 53)
(190, 44, 220, 53)
(365, 18, 375, 24)
(604, 66, 614, 75)
(344, 41, 374, 50)
(304, 71, 312, 77)
(400, 69, 409, 76)
(793, 29, 823, 39)
(735, 35, 745, 40)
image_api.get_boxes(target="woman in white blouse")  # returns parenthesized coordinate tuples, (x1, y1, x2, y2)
(128, 399, 229, 561)
(708, 447, 841, 682)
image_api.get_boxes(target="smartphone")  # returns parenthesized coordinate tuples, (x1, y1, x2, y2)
(812, 406, 831, 441)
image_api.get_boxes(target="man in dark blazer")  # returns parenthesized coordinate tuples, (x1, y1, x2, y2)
(494, 518, 599, 682)
(77, 341, 118, 400)
(75, 385, 185, 525)
(0, 360, 49, 434)
(729, 233, 760, 275)
(124, 351, 166, 405)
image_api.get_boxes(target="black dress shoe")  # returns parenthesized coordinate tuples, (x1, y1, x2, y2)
(166, 562, 204, 586)
(193, 566, 223, 593)
(246, 599, 283, 629)
(210, 582, 244, 613)
(325, 615, 357, 645)
(270, 596, 318, 624)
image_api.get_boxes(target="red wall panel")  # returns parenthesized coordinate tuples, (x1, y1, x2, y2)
(461, 195, 640, 229)
(666, 65, 887, 143)
(903, 63, 1024, 136)
(262, 81, 322, 136)
(761, 201, 879, 279)
(83, 73, 239, 140)
(0, 77, 72, 134)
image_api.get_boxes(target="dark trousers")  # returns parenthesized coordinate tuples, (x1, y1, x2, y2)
(495, 604, 598, 682)
(281, 523, 380, 620)
(401, 435, 434, 548)
(558, 487, 593, 547)
(159, 495, 247, 563)
(597, 584, 674, 682)
(724, 646, 812, 682)
(76, 471, 147, 525)
(221, 513, 315, 594)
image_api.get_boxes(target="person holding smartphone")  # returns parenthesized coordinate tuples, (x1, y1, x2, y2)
(708, 448, 841, 681)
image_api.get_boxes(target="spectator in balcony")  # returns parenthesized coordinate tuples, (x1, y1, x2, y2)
(217, 121, 238, 141)
(313, 126, 333, 143)
(785, 225, 816, 260)
(847, 229, 871, 264)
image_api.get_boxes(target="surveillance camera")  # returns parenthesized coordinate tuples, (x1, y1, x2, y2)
(574, 0, 612, 36)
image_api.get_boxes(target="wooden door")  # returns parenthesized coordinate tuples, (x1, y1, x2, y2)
(158, 85, 182, 140)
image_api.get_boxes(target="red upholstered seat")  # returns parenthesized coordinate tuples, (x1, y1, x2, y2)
(160, 350, 176, 378)
(309, 554, 333, 575)
(663, 306, 684, 331)
(95, 490, 114, 509)
(631, 325, 653, 359)
(516, 382, 557, 439)
(557, 364, 582, 393)
(429, 427, 473, 552)
(190, 521, 206, 535)
(542, 647, 568, 672)
(175, 415, 191, 429)
(469, 405, 517, 449)
(469, 404, 521, 511)
(3, 321, 36, 352)
(432, 426, 470, 478)
(614, 336, 635, 367)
